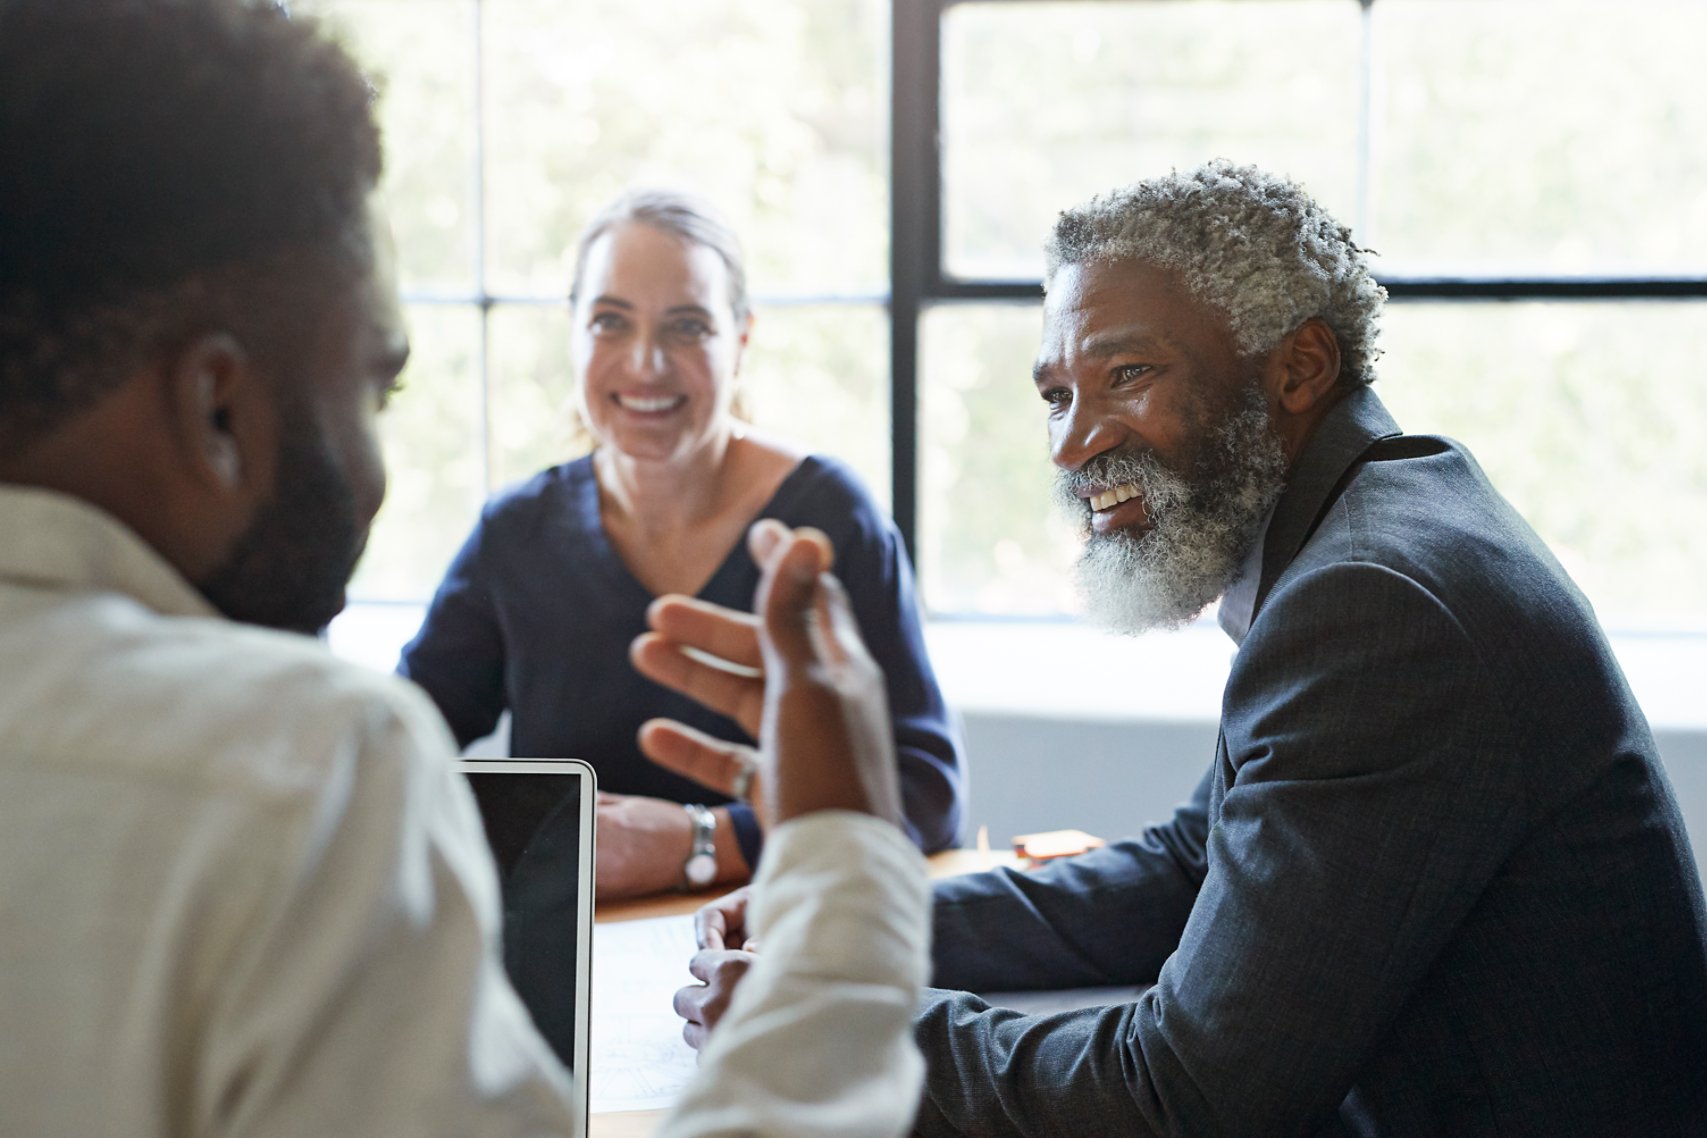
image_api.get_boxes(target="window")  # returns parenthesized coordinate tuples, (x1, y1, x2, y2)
(908, 0, 1707, 628)
(299, 0, 891, 601)
(308, 0, 1707, 632)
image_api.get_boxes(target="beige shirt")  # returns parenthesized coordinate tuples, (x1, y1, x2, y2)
(0, 483, 928, 1138)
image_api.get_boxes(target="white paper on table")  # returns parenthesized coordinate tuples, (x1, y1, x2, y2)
(589, 914, 702, 1115)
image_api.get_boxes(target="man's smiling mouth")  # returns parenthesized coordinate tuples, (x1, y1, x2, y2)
(1089, 482, 1141, 512)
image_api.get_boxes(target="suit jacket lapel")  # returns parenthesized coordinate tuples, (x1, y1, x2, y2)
(1251, 385, 1402, 619)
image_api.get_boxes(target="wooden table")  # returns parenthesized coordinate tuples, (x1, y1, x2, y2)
(587, 847, 1014, 1137)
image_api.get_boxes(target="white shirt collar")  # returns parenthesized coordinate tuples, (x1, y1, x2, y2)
(0, 482, 218, 620)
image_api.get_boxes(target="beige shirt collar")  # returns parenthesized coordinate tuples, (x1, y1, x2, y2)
(0, 482, 219, 620)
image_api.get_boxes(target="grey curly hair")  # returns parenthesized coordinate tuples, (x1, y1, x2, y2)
(1044, 160, 1385, 387)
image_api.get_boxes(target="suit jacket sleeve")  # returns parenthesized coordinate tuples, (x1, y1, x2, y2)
(928, 766, 1211, 994)
(913, 562, 1527, 1136)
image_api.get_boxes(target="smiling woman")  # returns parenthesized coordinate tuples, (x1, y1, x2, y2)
(397, 190, 965, 901)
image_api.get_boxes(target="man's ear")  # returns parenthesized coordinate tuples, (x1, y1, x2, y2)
(1270, 317, 1342, 415)
(162, 332, 276, 495)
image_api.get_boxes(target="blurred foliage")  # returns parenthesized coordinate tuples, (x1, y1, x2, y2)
(1378, 302, 1707, 628)
(299, 0, 479, 291)
(484, 303, 582, 492)
(740, 305, 892, 505)
(299, 0, 891, 602)
(479, 0, 888, 296)
(920, 303, 1082, 615)
(942, 1, 1364, 279)
(1369, 0, 1707, 273)
(348, 304, 485, 599)
(304, 0, 1705, 629)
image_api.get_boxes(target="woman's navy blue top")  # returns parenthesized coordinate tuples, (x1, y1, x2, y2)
(398, 454, 965, 867)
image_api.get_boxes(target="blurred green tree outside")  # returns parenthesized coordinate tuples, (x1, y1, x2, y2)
(300, 0, 1706, 629)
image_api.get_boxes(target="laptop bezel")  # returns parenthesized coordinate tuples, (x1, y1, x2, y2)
(453, 756, 597, 1125)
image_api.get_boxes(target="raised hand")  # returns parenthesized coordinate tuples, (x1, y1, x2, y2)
(635, 519, 906, 1052)
(631, 519, 901, 829)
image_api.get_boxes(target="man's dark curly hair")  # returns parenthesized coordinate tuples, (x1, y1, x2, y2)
(0, 0, 383, 456)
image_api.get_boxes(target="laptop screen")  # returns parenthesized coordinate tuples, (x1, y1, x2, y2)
(463, 767, 589, 1073)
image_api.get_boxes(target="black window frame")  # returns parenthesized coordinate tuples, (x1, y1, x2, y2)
(888, 0, 1707, 595)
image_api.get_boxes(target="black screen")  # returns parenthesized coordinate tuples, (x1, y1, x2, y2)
(464, 771, 585, 1071)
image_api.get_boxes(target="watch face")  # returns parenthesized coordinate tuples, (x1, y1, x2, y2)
(686, 852, 717, 887)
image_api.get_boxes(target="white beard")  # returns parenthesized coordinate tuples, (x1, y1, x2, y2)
(1056, 386, 1287, 635)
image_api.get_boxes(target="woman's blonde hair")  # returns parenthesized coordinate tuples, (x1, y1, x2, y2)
(563, 189, 755, 446)
(567, 188, 750, 324)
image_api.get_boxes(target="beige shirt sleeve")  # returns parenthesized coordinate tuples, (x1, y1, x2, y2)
(204, 689, 582, 1138)
(659, 812, 932, 1138)
(196, 684, 928, 1138)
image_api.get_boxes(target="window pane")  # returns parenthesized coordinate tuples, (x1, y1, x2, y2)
(1370, 0, 1707, 273)
(942, 0, 1362, 281)
(919, 301, 1707, 630)
(486, 303, 583, 492)
(919, 304, 1083, 616)
(1376, 302, 1707, 629)
(351, 305, 485, 601)
(484, 303, 891, 503)
(300, 0, 477, 293)
(482, 0, 888, 297)
(741, 304, 891, 505)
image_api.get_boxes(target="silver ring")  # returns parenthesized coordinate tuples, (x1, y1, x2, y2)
(729, 760, 756, 804)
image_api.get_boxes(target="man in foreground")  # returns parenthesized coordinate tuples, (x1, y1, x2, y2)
(647, 161, 1707, 1134)
(0, 2, 925, 1135)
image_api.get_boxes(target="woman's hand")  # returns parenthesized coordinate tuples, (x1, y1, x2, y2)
(593, 792, 746, 900)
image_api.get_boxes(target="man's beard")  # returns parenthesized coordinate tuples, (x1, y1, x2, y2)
(195, 407, 365, 636)
(1054, 382, 1287, 635)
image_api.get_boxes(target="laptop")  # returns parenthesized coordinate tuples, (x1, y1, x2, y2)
(454, 758, 597, 1125)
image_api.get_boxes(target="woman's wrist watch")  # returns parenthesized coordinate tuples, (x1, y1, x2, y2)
(682, 803, 718, 889)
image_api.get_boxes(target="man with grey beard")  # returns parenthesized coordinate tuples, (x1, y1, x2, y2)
(0, 2, 931, 1135)
(1055, 380, 1285, 635)
(656, 160, 1707, 1135)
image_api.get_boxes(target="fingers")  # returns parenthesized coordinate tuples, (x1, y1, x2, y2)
(749, 519, 833, 572)
(697, 910, 727, 952)
(674, 949, 758, 1052)
(645, 596, 764, 670)
(638, 719, 762, 808)
(747, 517, 788, 566)
(682, 1019, 709, 1053)
(694, 886, 752, 951)
(627, 525, 839, 743)
(756, 533, 834, 674)
(631, 633, 764, 735)
(811, 568, 872, 670)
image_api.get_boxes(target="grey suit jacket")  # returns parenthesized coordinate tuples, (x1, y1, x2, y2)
(917, 387, 1707, 1136)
